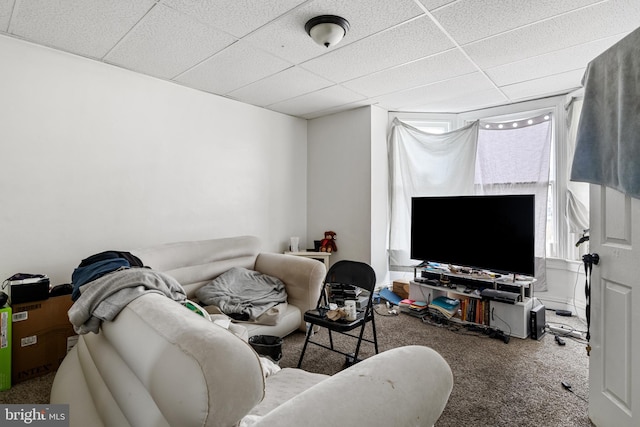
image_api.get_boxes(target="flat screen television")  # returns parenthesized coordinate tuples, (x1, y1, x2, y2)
(410, 194, 535, 276)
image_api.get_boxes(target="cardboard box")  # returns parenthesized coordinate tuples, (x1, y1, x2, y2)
(11, 295, 77, 384)
(392, 279, 410, 299)
(0, 306, 11, 390)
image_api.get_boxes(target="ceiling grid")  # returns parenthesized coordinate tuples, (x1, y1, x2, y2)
(1, 0, 637, 119)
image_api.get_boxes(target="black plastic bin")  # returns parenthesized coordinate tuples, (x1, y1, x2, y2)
(249, 335, 283, 362)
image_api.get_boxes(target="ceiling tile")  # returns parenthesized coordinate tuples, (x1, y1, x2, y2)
(242, 0, 425, 65)
(105, 4, 235, 80)
(374, 72, 503, 110)
(399, 88, 508, 113)
(342, 48, 477, 97)
(486, 34, 626, 86)
(433, 0, 601, 44)
(500, 69, 586, 101)
(268, 85, 366, 117)
(1, 0, 631, 117)
(161, 0, 306, 38)
(418, 0, 457, 11)
(301, 100, 373, 119)
(175, 41, 292, 95)
(8, 0, 155, 58)
(463, 0, 640, 69)
(0, 0, 15, 31)
(301, 16, 454, 83)
(227, 66, 334, 107)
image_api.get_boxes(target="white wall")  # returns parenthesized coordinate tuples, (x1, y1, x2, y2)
(0, 35, 307, 286)
(307, 105, 389, 285)
(538, 259, 587, 318)
(370, 106, 390, 285)
(307, 107, 372, 266)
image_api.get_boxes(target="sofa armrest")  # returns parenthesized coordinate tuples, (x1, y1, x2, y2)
(253, 345, 453, 427)
(255, 253, 326, 332)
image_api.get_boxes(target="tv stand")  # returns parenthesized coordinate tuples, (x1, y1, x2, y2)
(410, 264, 535, 339)
(413, 263, 535, 301)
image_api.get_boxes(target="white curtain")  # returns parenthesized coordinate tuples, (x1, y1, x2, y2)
(388, 118, 479, 268)
(565, 96, 590, 258)
(475, 114, 552, 290)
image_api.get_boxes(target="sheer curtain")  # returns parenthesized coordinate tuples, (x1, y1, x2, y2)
(475, 114, 552, 290)
(388, 118, 479, 268)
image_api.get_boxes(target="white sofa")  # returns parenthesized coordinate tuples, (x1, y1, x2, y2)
(50, 236, 454, 426)
(132, 235, 326, 338)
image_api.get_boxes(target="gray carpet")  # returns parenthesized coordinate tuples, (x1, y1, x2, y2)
(280, 307, 591, 427)
(0, 308, 591, 427)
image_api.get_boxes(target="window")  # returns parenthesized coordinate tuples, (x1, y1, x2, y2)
(457, 96, 579, 260)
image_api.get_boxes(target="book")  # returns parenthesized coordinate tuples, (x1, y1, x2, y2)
(428, 296, 460, 319)
(398, 299, 415, 314)
(430, 296, 460, 311)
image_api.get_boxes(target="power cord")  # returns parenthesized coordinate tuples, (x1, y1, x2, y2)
(373, 303, 398, 317)
(571, 263, 587, 325)
(561, 381, 588, 403)
(491, 307, 512, 337)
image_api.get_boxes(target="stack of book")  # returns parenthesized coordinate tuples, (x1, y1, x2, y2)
(328, 283, 362, 306)
(428, 296, 460, 319)
(399, 299, 429, 317)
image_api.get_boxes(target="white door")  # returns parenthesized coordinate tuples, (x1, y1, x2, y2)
(588, 186, 640, 426)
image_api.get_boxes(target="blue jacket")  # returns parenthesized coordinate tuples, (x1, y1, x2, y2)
(71, 258, 130, 301)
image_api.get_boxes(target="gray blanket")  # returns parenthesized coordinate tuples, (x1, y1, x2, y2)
(68, 268, 187, 334)
(195, 267, 287, 321)
(571, 26, 640, 199)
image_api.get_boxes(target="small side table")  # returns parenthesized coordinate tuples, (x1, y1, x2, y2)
(284, 251, 331, 269)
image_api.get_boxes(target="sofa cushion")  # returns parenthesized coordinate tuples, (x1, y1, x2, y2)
(244, 368, 328, 419)
(132, 236, 261, 298)
(242, 303, 301, 337)
(206, 302, 289, 326)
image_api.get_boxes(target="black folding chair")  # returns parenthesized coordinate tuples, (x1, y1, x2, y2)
(297, 260, 378, 368)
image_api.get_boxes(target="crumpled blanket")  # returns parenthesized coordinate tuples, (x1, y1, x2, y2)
(68, 268, 186, 334)
(195, 267, 287, 321)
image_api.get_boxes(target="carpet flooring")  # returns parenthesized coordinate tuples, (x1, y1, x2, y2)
(0, 307, 591, 427)
(280, 306, 591, 427)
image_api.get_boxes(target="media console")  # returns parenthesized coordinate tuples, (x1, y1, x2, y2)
(410, 265, 535, 339)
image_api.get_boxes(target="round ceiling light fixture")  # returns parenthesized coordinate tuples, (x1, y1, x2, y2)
(305, 15, 350, 48)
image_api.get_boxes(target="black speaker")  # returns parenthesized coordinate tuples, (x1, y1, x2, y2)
(530, 304, 546, 340)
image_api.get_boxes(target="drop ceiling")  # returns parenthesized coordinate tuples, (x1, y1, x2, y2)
(1, 0, 637, 119)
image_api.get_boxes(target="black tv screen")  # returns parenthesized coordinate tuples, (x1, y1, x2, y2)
(410, 195, 535, 276)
